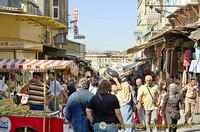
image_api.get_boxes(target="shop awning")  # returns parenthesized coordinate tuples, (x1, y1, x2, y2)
(127, 37, 165, 54)
(0, 12, 65, 28)
(0, 59, 79, 76)
(43, 46, 67, 57)
(189, 60, 200, 73)
(123, 61, 144, 72)
(189, 28, 200, 41)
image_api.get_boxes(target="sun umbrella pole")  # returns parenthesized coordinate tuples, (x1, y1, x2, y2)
(43, 70, 47, 132)
(8, 72, 11, 99)
(54, 70, 57, 112)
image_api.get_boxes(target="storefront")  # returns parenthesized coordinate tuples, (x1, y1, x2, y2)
(0, 12, 65, 59)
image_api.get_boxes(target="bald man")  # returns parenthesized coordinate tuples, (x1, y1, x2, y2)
(136, 78, 146, 128)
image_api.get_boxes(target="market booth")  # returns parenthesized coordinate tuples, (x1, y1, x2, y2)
(0, 59, 78, 132)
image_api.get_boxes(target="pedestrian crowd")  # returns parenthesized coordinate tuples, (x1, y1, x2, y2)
(0, 70, 199, 132)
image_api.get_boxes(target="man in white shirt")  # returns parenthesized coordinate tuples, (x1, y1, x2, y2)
(0, 80, 13, 99)
(136, 78, 146, 127)
(88, 76, 98, 94)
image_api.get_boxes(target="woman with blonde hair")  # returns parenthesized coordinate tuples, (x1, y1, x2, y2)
(116, 81, 137, 132)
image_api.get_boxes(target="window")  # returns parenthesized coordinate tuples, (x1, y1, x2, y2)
(53, 0, 58, 6)
(52, 0, 59, 19)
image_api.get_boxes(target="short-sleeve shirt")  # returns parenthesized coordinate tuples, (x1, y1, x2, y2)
(87, 93, 120, 124)
(28, 84, 52, 106)
(50, 80, 64, 97)
(137, 85, 143, 101)
(139, 84, 160, 110)
(182, 85, 197, 99)
(2, 84, 8, 97)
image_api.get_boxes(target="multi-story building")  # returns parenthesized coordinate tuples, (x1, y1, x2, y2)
(65, 40, 86, 60)
(85, 51, 133, 74)
(0, 0, 69, 60)
(128, 0, 200, 81)
(135, 0, 169, 60)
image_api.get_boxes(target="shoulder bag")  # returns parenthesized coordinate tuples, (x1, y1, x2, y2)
(146, 86, 159, 107)
(76, 91, 94, 132)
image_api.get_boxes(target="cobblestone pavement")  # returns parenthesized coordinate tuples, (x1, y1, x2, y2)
(135, 113, 200, 132)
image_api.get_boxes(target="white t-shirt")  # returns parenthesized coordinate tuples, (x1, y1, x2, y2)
(2, 84, 8, 97)
(137, 85, 144, 101)
(88, 83, 97, 95)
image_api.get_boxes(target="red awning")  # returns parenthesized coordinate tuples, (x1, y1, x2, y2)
(0, 59, 79, 76)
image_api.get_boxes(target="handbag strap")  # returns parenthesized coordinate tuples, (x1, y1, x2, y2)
(146, 85, 157, 104)
(98, 94, 114, 114)
(76, 91, 86, 115)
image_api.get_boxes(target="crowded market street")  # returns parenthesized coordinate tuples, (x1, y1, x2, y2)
(0, 0, 200, 132)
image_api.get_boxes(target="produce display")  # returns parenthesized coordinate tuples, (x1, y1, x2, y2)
(0, 99, 43, 116)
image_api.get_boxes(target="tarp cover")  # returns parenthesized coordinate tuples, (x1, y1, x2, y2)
(123, 61, 144, 72)
(0, 59, 78, 76)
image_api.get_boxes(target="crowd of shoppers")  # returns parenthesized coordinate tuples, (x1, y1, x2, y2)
(1, 69, 199, 132)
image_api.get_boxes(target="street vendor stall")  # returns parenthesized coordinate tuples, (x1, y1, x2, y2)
(0, 59, 78, 132)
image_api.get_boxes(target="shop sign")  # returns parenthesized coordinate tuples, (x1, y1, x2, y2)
(74, 26, 78, 35)
(74, 9, 79, 27)
(0, 41, 23, 48)
(74, 35, 85, 39)
(0, 117, 11, 132)
(146, 13, 159, 20)
(134, 31, 143, 37)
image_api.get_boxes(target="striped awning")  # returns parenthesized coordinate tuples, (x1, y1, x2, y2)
(0, 59, 79, 76)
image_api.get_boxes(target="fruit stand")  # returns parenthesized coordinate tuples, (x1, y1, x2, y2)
(0, 59, 79, 132)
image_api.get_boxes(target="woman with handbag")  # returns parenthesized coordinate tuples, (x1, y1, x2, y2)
(86, 79, 125, 132)
(116, 81, 137, 132)
(160, 83, 185, 132)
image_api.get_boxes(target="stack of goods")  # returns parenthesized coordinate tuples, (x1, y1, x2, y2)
(0, 99, 43, 116)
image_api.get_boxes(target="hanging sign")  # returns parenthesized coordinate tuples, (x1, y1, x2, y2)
(146, 13, 159, 20)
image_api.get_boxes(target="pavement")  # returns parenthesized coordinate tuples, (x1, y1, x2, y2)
(135, 113, 200, 132)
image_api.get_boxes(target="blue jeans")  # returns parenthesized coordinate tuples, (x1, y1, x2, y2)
(30, 105, 44, 110)
(93, 123, 118, 132)
(48, 98, 59, 111)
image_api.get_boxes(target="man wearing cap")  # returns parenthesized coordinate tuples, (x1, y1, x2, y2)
(66, 78, 94, 132)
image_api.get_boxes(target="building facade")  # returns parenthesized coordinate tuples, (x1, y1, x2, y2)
(65, 40, 86, 60)
(0, 0, 68, 59)
(135, 0, 169, 60)
(128, 0, 200, 82)
(85, 51, 133, 74)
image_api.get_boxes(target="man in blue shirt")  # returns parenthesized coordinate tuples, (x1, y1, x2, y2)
(66, 78, 94, 132)
(48, 73, 64, 111)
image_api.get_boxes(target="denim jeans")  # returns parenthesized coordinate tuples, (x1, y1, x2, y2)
(30, 105, 44, 110)
(93, 123, 119, 132)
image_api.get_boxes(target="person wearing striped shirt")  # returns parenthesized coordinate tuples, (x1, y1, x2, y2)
(20, 72, 53, 110)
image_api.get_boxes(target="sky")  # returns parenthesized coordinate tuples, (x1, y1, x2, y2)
(68, 0, 138, 51)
